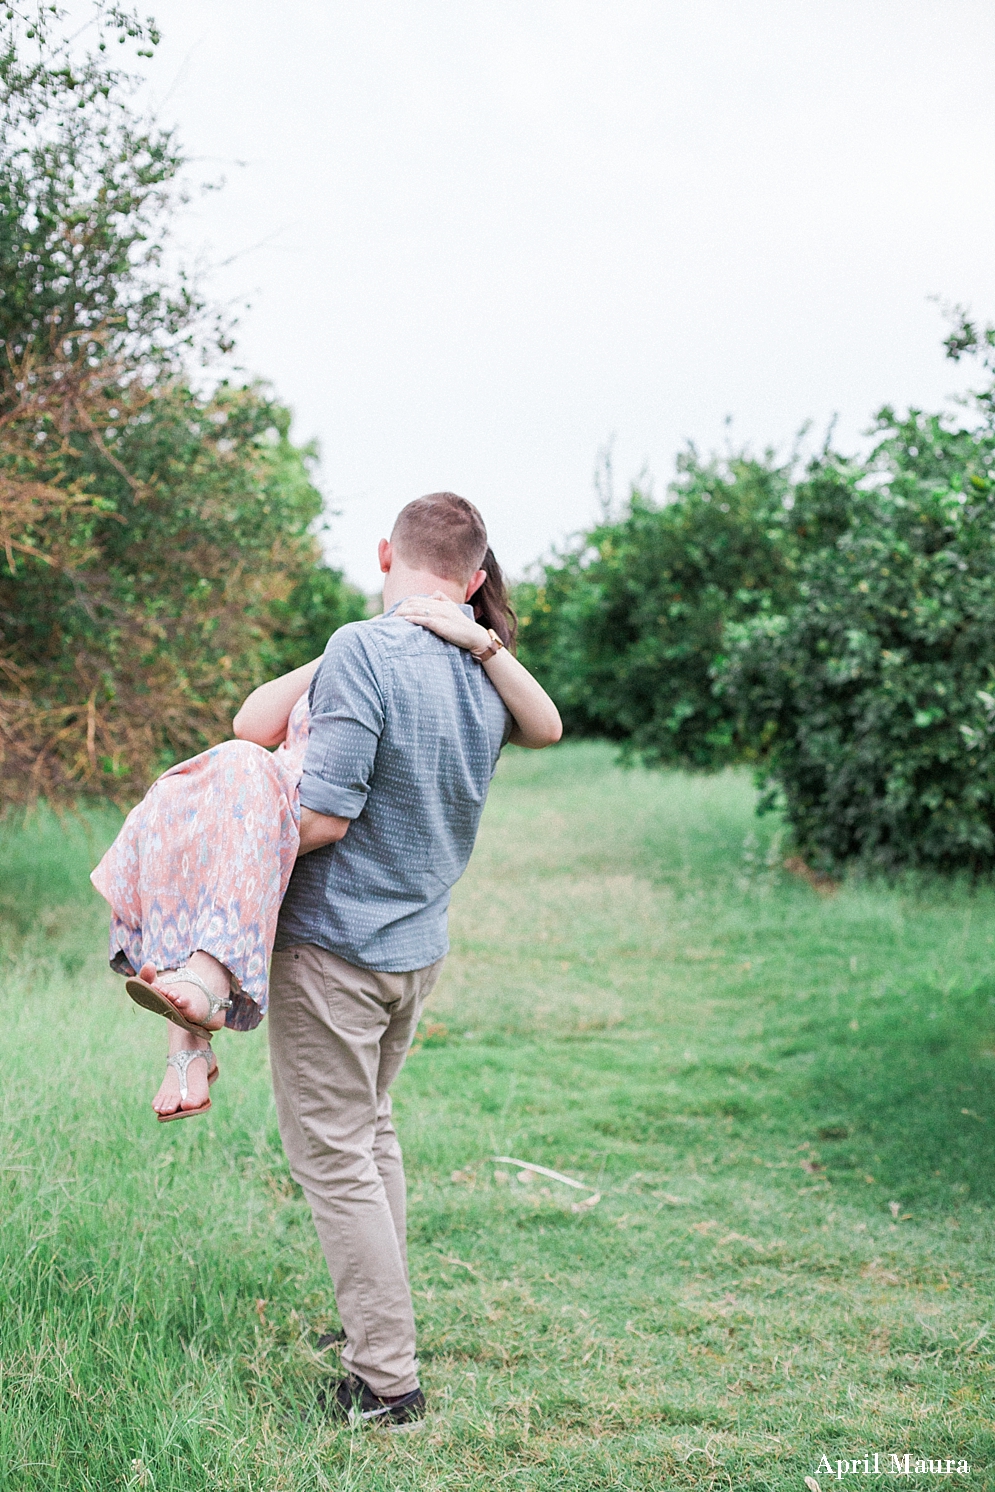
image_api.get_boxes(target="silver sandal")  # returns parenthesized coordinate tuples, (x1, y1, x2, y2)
(126, 964, 232, 1035)
(156, 1045, 220, 1124)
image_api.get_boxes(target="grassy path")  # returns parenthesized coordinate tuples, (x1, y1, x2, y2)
(1, 743, 993, 1489)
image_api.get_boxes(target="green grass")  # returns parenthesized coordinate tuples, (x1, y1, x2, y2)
(2, 744, 994, 1490)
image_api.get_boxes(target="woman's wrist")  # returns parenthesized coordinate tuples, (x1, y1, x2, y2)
(471, 627, 505, 662)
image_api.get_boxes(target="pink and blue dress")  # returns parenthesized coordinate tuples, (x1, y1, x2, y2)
(90, 694, 310, 1030)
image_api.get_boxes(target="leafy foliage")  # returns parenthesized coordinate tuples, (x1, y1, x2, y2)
(262, 561, 369, 677)
(721, 323, 995, 873)
(0, 4, 363, 807)
(520, 314, 995, 874)
(0, 3, 208, 370)
(1, 376, 363, 799)
(516, 450, 797, 768)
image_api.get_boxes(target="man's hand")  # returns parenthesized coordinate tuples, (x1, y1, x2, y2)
(298, 806, 351, 855)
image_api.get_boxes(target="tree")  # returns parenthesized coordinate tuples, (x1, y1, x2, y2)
(0, 3, 364, 807)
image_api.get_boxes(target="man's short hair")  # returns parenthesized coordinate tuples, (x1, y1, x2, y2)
(390, 492, 488, 583)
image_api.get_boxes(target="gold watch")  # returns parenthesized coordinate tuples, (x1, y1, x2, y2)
(471, 627, 504, 662)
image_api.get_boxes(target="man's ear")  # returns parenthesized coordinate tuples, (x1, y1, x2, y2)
(464, 569, 487, 602)
(378, 538, 392, 575)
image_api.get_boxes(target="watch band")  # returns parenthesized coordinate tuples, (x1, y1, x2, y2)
(471, 628, 505, 662)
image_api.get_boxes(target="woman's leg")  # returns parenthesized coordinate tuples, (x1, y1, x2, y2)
(92, 741, 300, 1035)
(138, 949, 231, 1032)
(145, 949, 229, 1114)
(152, 1018, 215, 1117)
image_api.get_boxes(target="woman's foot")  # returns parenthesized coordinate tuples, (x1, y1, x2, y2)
(137, 949, 231, 1032)
(152, 1022, 215, 1117)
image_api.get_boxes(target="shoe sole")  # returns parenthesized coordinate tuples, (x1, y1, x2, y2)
(156, 1098, 212, 1122)
(127, 976, 209, 1035)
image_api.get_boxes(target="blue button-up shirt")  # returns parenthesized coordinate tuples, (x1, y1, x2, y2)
(274, 601, 510, 972)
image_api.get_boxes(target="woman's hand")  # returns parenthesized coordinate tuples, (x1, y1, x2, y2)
(398, 590, 562, 749)
(395, 592, 491, 652)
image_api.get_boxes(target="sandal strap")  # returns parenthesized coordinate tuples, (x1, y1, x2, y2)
(160, 967, 232, 1020)
(165, 1047, 217, 1101)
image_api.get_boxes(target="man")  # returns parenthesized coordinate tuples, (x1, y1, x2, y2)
(268, 492, 560, 1428)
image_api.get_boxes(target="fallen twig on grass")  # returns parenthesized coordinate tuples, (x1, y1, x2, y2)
(491, 1156, 593, 1191)
(437, 1253, 483, 1276)
(958, 1322, 991, 1355)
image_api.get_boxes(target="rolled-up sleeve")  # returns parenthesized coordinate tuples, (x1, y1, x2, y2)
(298, 626, 384, 819)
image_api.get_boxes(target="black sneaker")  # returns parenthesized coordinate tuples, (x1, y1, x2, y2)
(324, 1373, 426, 1430)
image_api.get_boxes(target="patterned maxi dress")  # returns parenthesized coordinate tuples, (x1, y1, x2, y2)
(90, 693, 310, 1031)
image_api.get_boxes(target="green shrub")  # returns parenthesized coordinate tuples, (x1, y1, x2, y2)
(516, 450, 796, 768)
(262, 562, 369, 676)
(722, 330, 995, 873)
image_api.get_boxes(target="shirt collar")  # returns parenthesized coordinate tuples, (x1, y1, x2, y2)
(384, 596, 475, 618)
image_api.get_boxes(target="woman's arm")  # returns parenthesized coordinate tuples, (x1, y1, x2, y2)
(479, 646, 563, 747)
(232, 658, 321, 748)
(394, 594, 562, 749)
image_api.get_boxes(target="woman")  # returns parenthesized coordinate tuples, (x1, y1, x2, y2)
(91, 552, 561, 1122)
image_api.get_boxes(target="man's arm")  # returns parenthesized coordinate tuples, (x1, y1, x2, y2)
(294, 625, 385, 852)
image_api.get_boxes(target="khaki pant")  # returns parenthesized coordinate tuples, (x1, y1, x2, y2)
(268, 944, 444, 1396)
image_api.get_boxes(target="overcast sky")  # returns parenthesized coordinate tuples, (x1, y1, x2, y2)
(140, 1, 995, 591)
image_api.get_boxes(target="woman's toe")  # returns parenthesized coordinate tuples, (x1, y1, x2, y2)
(138, 961, 158, 984)
(153, 1070, 182, 1113)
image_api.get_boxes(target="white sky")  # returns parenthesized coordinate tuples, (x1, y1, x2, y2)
(140, 0, 995, 591)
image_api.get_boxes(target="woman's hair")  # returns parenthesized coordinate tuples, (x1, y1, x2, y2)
(471, 546, 518, 653)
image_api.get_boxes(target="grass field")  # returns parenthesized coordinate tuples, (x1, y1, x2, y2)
(2, 742, 994, 1490)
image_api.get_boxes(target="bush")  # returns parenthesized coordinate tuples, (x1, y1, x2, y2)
(516, 450, 797, 768)
(0, 374, 364, 802)
(262, 561, 369, 676)
(722, 326, 995, 873)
